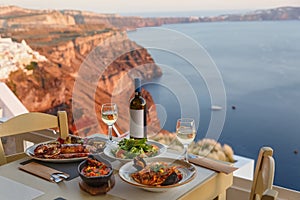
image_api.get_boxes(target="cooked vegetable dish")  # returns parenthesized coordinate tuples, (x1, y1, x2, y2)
(131, 161, 183, 186)
(81, 158, 111, 177)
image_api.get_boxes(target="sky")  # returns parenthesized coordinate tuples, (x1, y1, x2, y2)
(1, 0, 300, 14)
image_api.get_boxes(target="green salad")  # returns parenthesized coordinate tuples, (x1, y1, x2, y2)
(112, 138, 159, 159)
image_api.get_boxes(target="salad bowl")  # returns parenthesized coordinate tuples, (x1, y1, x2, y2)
(103, 138, 167, 163)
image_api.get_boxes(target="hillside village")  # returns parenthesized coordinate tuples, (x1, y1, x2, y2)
(0, 37, 47, 80)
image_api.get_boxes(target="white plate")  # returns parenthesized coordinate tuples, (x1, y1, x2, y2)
(103, 140, 167, 163)
(25, 142, 87, 163)
(119, 157, 197, 192)
(25, 137, 107, 163)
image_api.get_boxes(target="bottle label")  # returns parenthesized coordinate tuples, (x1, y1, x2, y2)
(130, 109, 144, 138)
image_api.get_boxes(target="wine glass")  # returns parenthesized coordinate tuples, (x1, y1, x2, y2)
(101, 103, 118, 143)
(176, 118, 196, 162)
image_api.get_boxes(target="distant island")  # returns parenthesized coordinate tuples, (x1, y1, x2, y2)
(202, 6, 300, 22)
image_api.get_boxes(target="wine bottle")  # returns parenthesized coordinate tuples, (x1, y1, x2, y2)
(129, 78, 147, 139)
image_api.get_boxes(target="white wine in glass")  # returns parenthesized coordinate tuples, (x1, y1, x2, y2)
(101, 103, 118, 143)
(176, 118, 196, 162)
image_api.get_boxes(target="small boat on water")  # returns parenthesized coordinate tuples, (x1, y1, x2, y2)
(211, 105, 222, 111)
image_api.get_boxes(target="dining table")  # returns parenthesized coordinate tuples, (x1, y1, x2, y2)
(0, 134, 234, 200)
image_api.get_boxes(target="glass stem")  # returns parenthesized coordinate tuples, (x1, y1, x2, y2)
(183, 144, 189, 162)
(108, 125, 113, 141)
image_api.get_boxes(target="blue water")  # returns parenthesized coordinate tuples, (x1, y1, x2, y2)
(128, 21, 300, 191)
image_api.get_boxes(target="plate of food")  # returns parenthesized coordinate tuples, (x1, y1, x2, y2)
(119, 157, 196, 192)
(25, 135, 107, 163)
(103, 138, 167, 163)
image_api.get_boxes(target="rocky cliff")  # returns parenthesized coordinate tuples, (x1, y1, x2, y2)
(62, 10, 199, 30)
(0, 7, 163, 137)
(0, 5, 199, 31)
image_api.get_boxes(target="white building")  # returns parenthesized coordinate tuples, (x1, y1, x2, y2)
(0, 37, 47, 80)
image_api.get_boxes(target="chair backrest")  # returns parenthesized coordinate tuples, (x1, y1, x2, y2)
(249, 147, 276, 200)
(0, 111, 69, 165)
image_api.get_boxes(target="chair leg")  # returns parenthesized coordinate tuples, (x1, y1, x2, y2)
(0, 140, 7, 165)
(213, 191, 226, 200)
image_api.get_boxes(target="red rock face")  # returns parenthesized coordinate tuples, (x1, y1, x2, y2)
(2, 23, 162, 137)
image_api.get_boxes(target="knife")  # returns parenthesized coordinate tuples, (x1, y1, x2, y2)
(50, 174, 64, 183)
(188, 155, 238, 174)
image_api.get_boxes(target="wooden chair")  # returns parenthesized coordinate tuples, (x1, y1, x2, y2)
(249, 147, 278, 200)
(0, 111, 69, 165)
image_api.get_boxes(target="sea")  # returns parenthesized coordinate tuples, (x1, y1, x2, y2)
(127, 20, 300, 191)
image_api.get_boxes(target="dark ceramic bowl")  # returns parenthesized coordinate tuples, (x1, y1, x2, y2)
(78, 155, 113, 187)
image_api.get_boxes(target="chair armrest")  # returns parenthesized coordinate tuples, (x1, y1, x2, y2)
(261, 189, 278, 200)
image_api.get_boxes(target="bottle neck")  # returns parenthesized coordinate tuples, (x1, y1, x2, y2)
(134, 78, 141, 94)
(135, 85, 141, 96)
